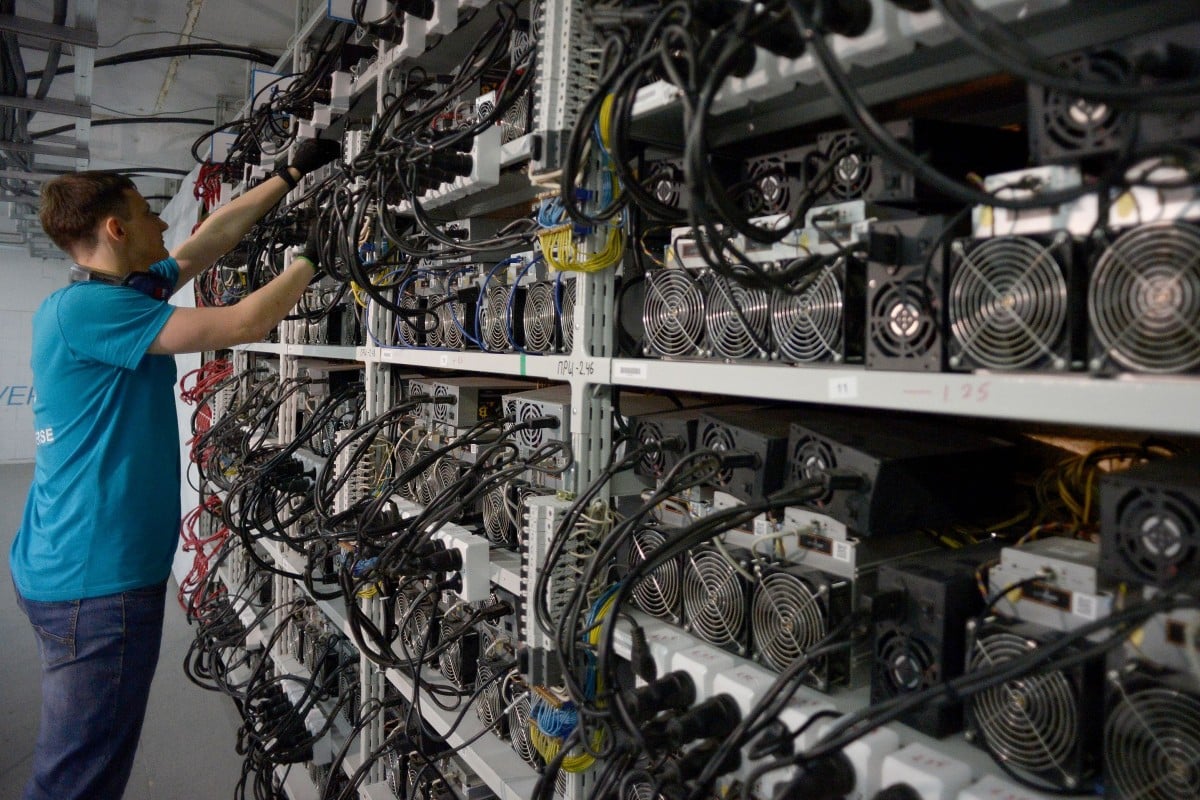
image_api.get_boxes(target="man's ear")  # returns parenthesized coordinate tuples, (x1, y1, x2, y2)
(102, 214, 125, 243)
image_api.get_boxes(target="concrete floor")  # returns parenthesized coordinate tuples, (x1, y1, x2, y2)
(0, 463, 246, 800)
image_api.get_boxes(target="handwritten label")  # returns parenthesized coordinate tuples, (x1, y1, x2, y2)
(943, 381, 991, 404)
(828, 376, 858, 400)
(556, 359, 597, 378)
(355, 346, 378, 361)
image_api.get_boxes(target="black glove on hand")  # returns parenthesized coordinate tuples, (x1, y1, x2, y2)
(298, 225, 324, 280)
(290, 138, 341, 177)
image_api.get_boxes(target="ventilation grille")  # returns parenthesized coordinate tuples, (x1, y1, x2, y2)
(1089, 221, 1200, 374)
(480, 284, 511, 352)
(508, 691, 540, 767)
(949, 235, 1072, 371)
(770, 260, 847, 363)
(396, 292, 422, 347)
(644, 268, 705, 358)
(647, 161, 686, 209)
(823, 132, 872, 201)
(476, 662, 509, 737)
(967, 628, 1088, 789)
(437, 301, 466, 350)
(523, 280, 558, 354)
(628, 526, 682, 622)
(788, 433, 836, 506)
(1105, 670, 1200, 800)
(752, 568, 828, 672)
(683, 547, 749, 653)
(1108, 482, 1200, 586)
(705, 272, 770, 360)
(635, 419, 668, 479)
(560, 277, 577, 353)
(867, 268, 940, 369)
(699, 421, 737, 489)
(1035, 50, 1132, 162)
(744, 156, 792, 216)
(875, 626, 938, 698)
(501, 91, 530, 144)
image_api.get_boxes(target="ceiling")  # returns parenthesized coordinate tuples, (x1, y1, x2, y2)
(2, 0, 303, 255)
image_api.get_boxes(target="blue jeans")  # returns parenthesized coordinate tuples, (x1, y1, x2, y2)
(13, 580, 167, 800)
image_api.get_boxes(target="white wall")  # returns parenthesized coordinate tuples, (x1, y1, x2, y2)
(0, 250, 72, 463)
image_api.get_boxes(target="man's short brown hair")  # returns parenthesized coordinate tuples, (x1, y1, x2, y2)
(39, 172, 138, 254)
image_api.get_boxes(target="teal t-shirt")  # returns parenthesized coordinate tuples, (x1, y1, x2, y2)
(11, 259, 180, 601)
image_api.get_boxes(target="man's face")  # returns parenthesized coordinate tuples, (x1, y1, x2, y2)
(121, 189, 169, 268)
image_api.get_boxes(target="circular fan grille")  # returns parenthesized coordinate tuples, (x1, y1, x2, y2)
(1112, 487, 1200, 585)
(705, 273, 771, 359)
(967, 631, 1079, 778)
(395, 293, 422, 346)
(622, 782, 660, 800)
(482, 483, 510, 545)
(1089, 221, 1200, 373)
(636, 420, 668, 477)
(479, 284, 511, 352)
(435, 457, 462, 495)
(385, 749, 403, 798)
(745, 157, 791, 216)
(683, 548, 747, 649)
(770, 262, 845, 362)
(824, 134, 872, 201)
(700, 422, 736, 488)
(476, 98, 496, 122)
(875, 627, 937, 697)
(1041, 51, 1130, 157)
(523, 281, 558, 353)
(476, 663, 506, 736)
(517, 403, 546, 450)
(438, 618, 467, 687)
(644, 269, 705, 357)
(416, 464, 439, 505)
(508, 692, 540, 767)
(752, 570, 827, 671)
(648, 162, 684, 208)
(501, 92, 529, 144)
(949, 236, 1069, 370)
(438, 301, 466, 350)
(560, 277, 577, 353)
(629, 527, 681, 621)
(869, 278, 937, 361)
(433, 384, 451, 422)
(790, 434, 836, 505)
(401, 598, 435, 656)
(397, 443, 417, 500)
(1105, 680, 1200, 800)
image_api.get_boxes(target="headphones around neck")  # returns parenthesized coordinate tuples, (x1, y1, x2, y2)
(69, 264, 173, 302)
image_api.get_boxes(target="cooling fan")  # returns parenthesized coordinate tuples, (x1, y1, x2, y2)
(1088, 221, 1200, 375)
(698, 418, 739, 492)
(624, 525, 683, 623)
(819, 131, 874, 202)
(395, 292, 424, 347)
(339, 666, 360, 726)
(965, 618, 1102, 791)
(1104, 661, 1200, 800)
(522, 280, 559, 354)
(482, 482, 515, 547)
(634, 417, 673, 481)
(396, 443, 418, 501)
(432, 384, 452, 425)
(476, 661, 513, 738)
(1099, 455, 1200, 587)
(500, 90, 530, 144)
(508, 688, 542, 768)
(437, 609, 480, 689)
(752, 563, 851, 690)
(770, 259, 862, 364)
(704, 270, 771, 360)
(743, 156, 793, 216)
(559, 276, 577, 353)
(788, 431, 836, 507)
(948, 234, 1078, 372)
(479, 284, 514, 352)
(643, 268, 706, 358)
(1032, 50, 1131, 163)
(396, 588, 440, 660)
(682, 544, 753, 655)
(865, 217, 948, 372)
(437, 299, 467, 350)
(646, 160, 687, 210)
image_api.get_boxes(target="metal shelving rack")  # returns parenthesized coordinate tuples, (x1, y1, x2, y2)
(188, 1, 1200, 799)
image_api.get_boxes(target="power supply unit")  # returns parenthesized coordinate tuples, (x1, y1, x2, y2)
(871, 542, 1003, 738)
(865, 216, 952, 372)
(784, 408, 1015, 536)
(696, 408, 797, 503)
(502, 384, 571, 455)
(1099, 454, 1200, 588)
(1029, 23, 1200, 166)
(429, 376, 532, 431)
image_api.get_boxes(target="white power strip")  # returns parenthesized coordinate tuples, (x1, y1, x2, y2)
(880, 743, 974, 800)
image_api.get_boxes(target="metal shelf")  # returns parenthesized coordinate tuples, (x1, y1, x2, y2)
(610, 358, 1200, 435)
(290, 344, 361, 360)
(384, 666, 539, 800)
(260, 538, 353, 639)
(356, 345, 607, 383)
(234, 342, 288, 355)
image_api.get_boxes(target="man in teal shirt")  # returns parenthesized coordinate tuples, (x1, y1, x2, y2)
(10, 138, 336, 800)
